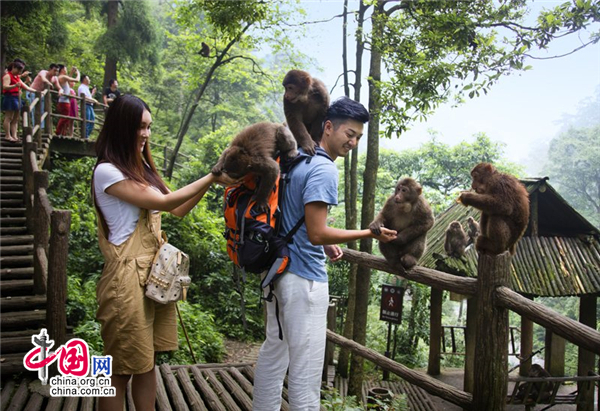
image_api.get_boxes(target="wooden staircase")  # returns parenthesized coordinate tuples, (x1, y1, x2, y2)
(0, 138, 46, 376)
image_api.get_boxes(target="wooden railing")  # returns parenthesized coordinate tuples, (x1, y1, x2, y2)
(335, 248, 600, 410)
(441, 325, 521, 356)
(22, 130, 71, 348)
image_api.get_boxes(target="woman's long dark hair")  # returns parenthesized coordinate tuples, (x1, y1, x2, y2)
(95, 94, 168, 194)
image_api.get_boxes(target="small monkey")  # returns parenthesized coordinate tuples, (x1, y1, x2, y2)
(212, 122, 298, 212)
(282, 69, 330, 155)
(466, 216, 480, 245)
(458, 163, 529, 255)
(516, 364, 553, 402)
(370, 178, 435, 269)
(444, 221, 468, 258)
(199, 42, 210, 57)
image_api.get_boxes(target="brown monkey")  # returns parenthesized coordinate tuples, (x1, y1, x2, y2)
(466, 216, 480, 245)
(370, 178, 435, 269)
(199, 42, 210, 57)
(458, 163, 529, 255)
(515, 364, 553, 402)
(282, 70, 330, 155)
(212, 122, 298, 212)
(444, 221, 468, 258)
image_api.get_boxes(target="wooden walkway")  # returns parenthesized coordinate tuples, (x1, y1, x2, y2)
(0, 362, 440, 410)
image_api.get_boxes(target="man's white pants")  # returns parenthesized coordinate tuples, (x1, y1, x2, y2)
(253, 272, 329, 411)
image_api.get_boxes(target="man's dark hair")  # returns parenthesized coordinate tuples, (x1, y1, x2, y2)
(49, 63, 58, 70)
(108, 78, 117, 87)
(324, 96, 369, 128)
(81, 74, 89, 82)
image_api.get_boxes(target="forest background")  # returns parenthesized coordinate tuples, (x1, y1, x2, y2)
(2, 0, 599, 396)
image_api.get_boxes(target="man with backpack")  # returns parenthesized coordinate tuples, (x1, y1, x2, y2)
(252, 97, 398, 410)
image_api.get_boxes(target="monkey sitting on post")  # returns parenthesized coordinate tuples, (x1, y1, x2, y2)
(282, 69, 330, 155)
(369, 178, 435, 269)
(444, 221, 468, 258)
(212, 122, 298, 212)
(458, 163, 529, 255)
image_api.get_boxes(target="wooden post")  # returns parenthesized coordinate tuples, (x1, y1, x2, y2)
(33, 171, 50, 295)
(463, 296, 477, 396)
(80, 97, 86, 139)
(428, 287, 443, 376)
(44, 85, 53, 141)
(163, 145, 168, 175)
(519, 296, 534, 377)
(472, 252, 511, 411)
(545, 330, 566, 377)
(577, 295, 597, 411)
(322, 301, 337, 384)
(46, 209, 71, 348)
(35, 91, 42, 140)
(22, 141, 36, 232)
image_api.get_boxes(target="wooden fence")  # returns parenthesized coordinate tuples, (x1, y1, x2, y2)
(22, 129, 71, 348)
(335, 248, 600, 410)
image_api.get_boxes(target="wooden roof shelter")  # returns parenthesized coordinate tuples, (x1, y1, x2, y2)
(421, 177, 600, 297)
(418, 177, 599, 394)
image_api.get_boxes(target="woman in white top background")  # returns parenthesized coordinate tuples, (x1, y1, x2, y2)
(92, 94, 237, 411)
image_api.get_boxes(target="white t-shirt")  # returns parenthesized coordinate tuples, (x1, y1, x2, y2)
(78, 83, 92, 100)
(94, 163, 146, 246)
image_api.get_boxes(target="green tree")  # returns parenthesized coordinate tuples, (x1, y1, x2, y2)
(545, 125, 600, 227)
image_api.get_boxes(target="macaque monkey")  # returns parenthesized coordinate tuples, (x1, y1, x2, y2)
(516, 364, 554, 402)
(199, 42, 210, 57)
(458, 163, 529, 255)
(282, 69, 330, 155)
(212, 122, 298, 212)
(444, 221, 468, 258)
(370, 178, 435, 269)
(466, 216, 480, 245)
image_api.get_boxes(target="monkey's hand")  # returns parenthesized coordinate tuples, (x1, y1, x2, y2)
(253, 200, 269, 214)
(369, 220, 384, 236)
(300, 140, 317, 156)
(324, 245, 343, 262)
(211, 165, 223, 176)
(373, 227, 397, 243)
(457, 191, 473, 206)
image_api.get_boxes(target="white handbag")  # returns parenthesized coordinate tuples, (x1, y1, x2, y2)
(145, 232, 191, 304)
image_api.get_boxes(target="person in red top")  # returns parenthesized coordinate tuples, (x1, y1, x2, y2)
(2, 61, 36, 142)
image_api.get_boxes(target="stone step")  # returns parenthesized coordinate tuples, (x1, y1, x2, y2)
(0, 266, 34, 280)
(0, 226, 27, 235)
(0, 208, 25, 216)
(0, 235, 33, 246)
(0, 244, 33, 255)
(0, 255, 33, 268)
(0, 146, 23, 153)
(0, 199, 23, 208)
(1, 295, 46, 313)
(0, 279, 34, 297)
(0, 155, 22, 162)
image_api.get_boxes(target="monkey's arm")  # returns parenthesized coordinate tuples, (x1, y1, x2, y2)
(368, 210, 386, 235)
(211, 149, 228, 175)
(459, 192, 513, 215)
(284, 102, 316, 155)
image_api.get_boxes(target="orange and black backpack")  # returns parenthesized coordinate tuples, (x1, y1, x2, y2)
(222, 149, 332, 293)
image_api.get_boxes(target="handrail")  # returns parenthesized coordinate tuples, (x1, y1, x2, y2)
(22, 132, 70, 348)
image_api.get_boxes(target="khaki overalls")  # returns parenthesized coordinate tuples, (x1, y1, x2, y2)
(95, 208, 178, 375)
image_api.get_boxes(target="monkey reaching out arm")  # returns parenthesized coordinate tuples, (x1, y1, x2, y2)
(282, 69, 330, 155)
(458, 163, 529, 255)
(212, 122, 298, 213)
(444, 221, 468, 258)
(369, 178, 435, 269)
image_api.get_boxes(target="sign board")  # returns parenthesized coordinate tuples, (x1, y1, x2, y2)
(380, 284, 405, 324)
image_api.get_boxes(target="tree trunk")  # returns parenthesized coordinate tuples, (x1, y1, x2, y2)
(348, 0, 384, 398)
(103, 0, 119, 87)
(166, 25, 251, 179)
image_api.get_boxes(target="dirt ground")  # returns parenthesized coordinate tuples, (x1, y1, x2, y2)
(223, 339, 262, 364)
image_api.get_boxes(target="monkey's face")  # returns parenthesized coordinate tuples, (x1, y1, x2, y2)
(283, 83, 307, 104)
(220, 148, 252, 179)
(394, 178, 421, 203)
(470, 163, 495, 193)
(450, 222, 462, 231)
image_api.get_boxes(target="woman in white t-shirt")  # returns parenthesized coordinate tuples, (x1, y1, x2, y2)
(93, 94, 236, 411)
